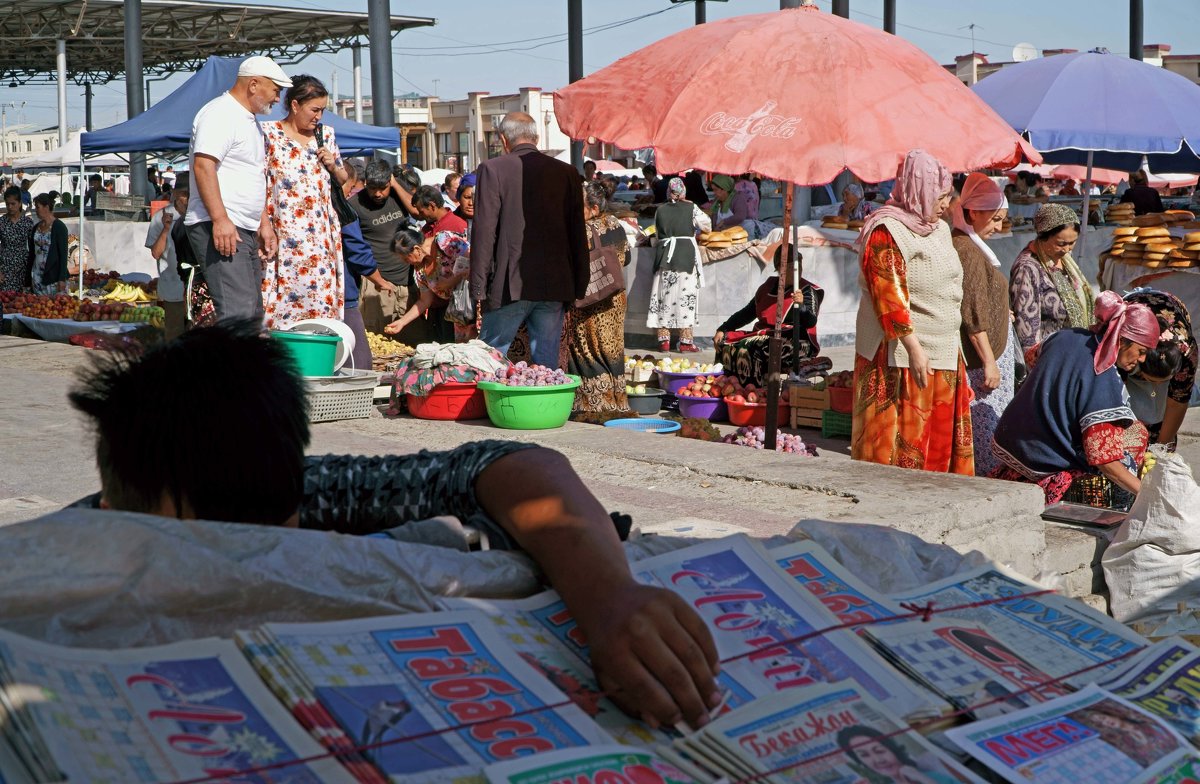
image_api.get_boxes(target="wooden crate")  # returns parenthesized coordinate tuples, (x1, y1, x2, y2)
(787, 384, 828, 428)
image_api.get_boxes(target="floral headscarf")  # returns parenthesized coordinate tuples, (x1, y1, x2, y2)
(667, 177, 686, 202)
(857, 149, 952, 242)
(1033, 203, 1079, 235)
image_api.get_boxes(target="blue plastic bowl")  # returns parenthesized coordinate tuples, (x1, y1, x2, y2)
(603, 417, 681, 434)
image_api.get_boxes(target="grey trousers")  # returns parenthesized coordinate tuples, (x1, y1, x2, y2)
(185, 221, 264, 324)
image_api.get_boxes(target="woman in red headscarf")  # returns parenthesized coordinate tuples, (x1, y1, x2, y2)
(851, 150, 974, 475)
(952, 172, 1013, 477)
(990, 291, 1161, 505)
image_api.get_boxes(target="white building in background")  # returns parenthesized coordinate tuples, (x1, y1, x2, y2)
(946, 43, 1200, 86)
(333, 87, 589, 173)
(1, 126, 75, 168)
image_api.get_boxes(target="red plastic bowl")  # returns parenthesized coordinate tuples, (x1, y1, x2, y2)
(726, 397, 789, 427)
(828, 386, 853, 414)
(406, 381, 488, 420)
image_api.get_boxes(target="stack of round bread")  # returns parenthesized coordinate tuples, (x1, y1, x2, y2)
(698, 226, 749, 248)
(846, 219, 865, 230)
(1108, 226, 1140, 257)
(1175, 231, 1200, 268)
(1106, 202, 1135, 225)
(1132, 213, 1168, 227)
(821, 215, 850, 230)
(1165, 209, 1196, 224)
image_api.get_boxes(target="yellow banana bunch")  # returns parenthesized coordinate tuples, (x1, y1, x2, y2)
(101, 282, 154, 303)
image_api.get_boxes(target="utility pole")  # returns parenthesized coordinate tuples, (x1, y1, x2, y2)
(1130, 0, 1144, 61)
(831, 0, 849, 17)
(568, 0, 584, 173)
(883, 0, 896, 34)
(780, 0, 801, 8)
(352, 42, 363, 123)
(695, 0, 706, 24)
(367, 0, 396, 129)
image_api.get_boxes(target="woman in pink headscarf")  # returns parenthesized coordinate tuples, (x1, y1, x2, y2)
(991, 291, 1160, 505)
(852, 149, 973, 475)
(952, 172, 1013, 476)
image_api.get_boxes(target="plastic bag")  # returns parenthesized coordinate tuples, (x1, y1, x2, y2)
(1102, 450, 1200, 622)
(445, 277, 474, 325)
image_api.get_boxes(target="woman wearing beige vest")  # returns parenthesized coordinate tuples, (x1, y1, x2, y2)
(851, 150, 974, 475)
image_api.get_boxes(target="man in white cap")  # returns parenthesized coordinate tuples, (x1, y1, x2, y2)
(184, 55, 292, 323)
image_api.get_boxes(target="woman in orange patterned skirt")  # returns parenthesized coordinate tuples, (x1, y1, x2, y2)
(851, 150, 974, 475)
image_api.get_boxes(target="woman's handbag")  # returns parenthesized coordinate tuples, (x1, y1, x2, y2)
(446, 278, 475, 325)
(574, 244, 625, 309)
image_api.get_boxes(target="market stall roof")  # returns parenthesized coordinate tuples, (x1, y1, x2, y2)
(82, 56, 401, 156)
(0, 0, 436, 86)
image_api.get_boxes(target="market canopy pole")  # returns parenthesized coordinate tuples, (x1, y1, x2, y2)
(696, 0, 706, 24)
(56, 40, 68, 148)
(883, 0, 896, 34)
(123, 0, 147, 203)
(831, 0, 849, 18)
(368, 0, 396, 129)
(568, 0, 584, 174)
(352, 42, 363, 123)
(1129, 0, 1143, 61)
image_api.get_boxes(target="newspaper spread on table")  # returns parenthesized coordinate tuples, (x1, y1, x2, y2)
(483, 744, 695, 784)
(768, 540, 908, 629)
(889, 565, 1147, 688)
(631, 534, 946, 722)
(1098, 637, 1200, 745)
(1099, 638, 1199, 693)
(946, 685, 1194, 784)
(865, 617, 1074, 719)
(0, 630, 345, 784)
(671, 681, 983, 784)
(258, 609, 611, 783)
(447, 590, 673, 747)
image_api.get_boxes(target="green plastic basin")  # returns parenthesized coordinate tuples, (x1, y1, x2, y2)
(477, 375, 581, 430)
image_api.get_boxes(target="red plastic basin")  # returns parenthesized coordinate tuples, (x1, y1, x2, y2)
(726, 397, 789, 427)
(406, 381, 488, 420)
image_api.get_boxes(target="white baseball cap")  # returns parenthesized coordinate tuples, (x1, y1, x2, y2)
(237, 56, 293, 88)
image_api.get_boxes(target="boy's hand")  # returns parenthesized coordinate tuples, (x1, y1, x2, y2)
(577, 582, 721, 730)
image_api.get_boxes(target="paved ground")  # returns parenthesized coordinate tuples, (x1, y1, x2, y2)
(3, 334, 1199, 600)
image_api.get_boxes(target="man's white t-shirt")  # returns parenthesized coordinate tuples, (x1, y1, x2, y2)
(144, 205, 186, 302)
(185, 92, 266, 231)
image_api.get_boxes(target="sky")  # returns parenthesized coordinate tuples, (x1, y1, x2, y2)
(8, 0, 1200, 132)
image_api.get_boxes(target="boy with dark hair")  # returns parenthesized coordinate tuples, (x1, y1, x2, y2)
(68, 322, 722, 732)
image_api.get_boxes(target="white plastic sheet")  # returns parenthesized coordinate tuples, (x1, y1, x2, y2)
(0, 508, 976, 649)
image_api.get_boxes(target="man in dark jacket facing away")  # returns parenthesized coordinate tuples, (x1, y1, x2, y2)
(470, 112, 588, 367)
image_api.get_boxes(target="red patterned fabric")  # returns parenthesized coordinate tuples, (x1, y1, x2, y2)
(1083, 422, 1126, 466)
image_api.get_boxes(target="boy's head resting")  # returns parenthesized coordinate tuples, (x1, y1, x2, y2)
(69, 321, 311, 525)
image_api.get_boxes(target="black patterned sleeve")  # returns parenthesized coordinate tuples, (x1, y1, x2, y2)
(299, 440, 541, 549)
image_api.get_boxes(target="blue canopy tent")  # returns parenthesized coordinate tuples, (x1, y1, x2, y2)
(973, 50, 1200, 260)
(80, 55, 400, 157)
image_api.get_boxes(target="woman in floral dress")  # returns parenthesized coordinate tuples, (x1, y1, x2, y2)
(384, 227, 473, 343)
(260, 75, 346, 330)
(0, 187, 34, 291)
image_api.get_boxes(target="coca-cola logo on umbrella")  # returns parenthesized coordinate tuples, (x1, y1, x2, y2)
(700, 101, 801, 153)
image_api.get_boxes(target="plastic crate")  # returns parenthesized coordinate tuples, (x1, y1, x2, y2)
(821, 409, 852, 439)
(306, 369, 380, 423)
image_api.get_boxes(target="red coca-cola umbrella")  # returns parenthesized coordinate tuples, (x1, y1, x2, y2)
(555, 3, 1039, 447)
(554, 5, 1038, 185)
